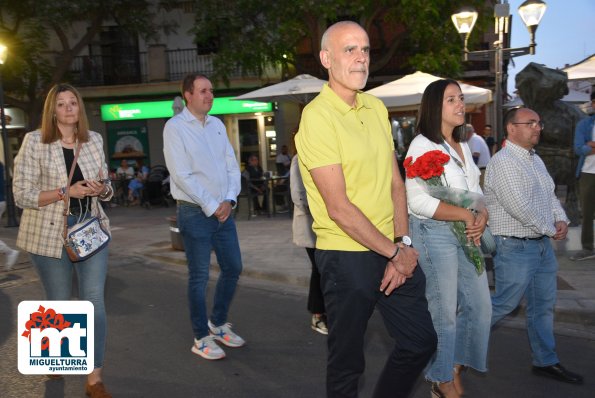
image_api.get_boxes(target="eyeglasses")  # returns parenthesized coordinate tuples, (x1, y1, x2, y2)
(512, 120, 544, 130)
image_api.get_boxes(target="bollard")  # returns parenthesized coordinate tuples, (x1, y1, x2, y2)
(166, 216, 185, 251)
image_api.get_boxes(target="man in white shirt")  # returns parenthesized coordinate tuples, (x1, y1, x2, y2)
(163, 73, 245, 361)
(465, 124, 490, 187)
(485, 107, 583, 385)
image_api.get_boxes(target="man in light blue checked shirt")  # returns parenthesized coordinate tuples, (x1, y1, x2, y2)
(485, 107, 583, 385)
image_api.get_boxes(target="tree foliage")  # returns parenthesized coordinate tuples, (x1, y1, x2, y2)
(190, 0, 490, 84)
(0, 0, 178, 129)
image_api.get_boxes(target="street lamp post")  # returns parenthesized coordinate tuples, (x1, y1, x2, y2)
(0, 44, 18, 227)
(451, 0, 547, 149)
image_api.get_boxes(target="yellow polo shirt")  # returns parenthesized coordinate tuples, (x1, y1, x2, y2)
(296, 84, 394, 251)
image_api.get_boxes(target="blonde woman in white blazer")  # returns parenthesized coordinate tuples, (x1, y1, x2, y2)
(290, 153, 327, 335)
(13, 84, 114, 398)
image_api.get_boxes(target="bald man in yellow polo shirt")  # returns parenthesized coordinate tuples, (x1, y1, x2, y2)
(296, 21, 436, 398)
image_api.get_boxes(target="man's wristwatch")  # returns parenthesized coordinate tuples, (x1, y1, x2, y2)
(393, 235, 412, 246)
(225, 199, 237, 209)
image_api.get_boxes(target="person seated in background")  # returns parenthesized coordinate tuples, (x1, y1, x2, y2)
(275, 145, 292, 176)
(116, 159, 135, 179)
(128, 173, 144, 205)
(133, 159, 151, 206)
(242, 154, 268, 213)
(136, 159, 150, 182)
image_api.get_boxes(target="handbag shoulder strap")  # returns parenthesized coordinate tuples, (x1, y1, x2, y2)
(62, 142, 83, 241)
(440, 141, 465, 171)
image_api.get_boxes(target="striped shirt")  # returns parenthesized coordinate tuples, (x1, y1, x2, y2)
(484, 141, 569, 238)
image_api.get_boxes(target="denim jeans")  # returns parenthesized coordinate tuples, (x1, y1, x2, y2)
(578, 172, 595, 251)
(177, 204, 243, 339)
(409, 215, 492, 382)
(317, 249, 436, 398)
(30, 245, 110, 369)
(490, 235, 559, 367)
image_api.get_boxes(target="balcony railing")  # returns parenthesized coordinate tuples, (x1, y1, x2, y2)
(67, 53, 146, 87)
(167, 49, 214, 81)
(68, 49, 257, 87)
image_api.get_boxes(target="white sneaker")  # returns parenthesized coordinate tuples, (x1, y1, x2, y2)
(191, 335, 225, 360)
(311, 314, 328, 335)
(5, 249, 18, 270)
(208, 321, 246, 347)
(570, 250, 595, 261)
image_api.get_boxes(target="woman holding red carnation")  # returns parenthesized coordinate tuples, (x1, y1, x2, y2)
(404, 79, 491, 398)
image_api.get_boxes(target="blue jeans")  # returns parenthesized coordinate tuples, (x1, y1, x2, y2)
(30, 245, 109, 369)
(177, 204, 243, 339)
(491, 235, 559, 367)
(410, 215, 492, 382)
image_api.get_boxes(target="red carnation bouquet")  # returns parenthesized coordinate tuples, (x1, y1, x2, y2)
(403, 150, 450, 183)
(404, 150, 485, 275)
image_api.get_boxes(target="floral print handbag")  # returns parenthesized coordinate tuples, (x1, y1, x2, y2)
(64, 216, 110, 262)
(61, 142, 111, 262)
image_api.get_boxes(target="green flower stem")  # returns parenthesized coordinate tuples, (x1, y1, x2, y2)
(451, 220, 485, 275)
(425, 176, 485, 275)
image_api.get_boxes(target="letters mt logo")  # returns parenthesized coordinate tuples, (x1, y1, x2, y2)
(18, 301, 94, 375)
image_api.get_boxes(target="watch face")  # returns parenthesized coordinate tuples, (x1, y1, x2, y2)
(402, 235, 412, 246)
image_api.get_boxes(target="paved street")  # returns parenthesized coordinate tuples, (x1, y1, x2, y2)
(1, 205, 594, 397)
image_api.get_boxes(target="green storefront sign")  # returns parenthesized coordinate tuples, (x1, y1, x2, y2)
(107, 125, 150, 170)
(101, 98, 272, 121)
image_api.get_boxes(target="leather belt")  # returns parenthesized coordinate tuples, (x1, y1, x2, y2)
(502, 235, 545, 241)
(176, 200, 202, 209)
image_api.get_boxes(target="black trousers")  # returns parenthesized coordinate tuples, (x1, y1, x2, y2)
(316, 250, 437, 398)
(306, 247, 325, 314)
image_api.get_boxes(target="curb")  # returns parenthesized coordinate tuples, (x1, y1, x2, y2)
(141, 245, 311, 288)
(138, 245, 595, 330)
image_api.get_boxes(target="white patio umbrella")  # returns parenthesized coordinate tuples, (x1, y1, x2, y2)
(504, 89, 590, 107)
(366, 71, 492, 111)
(233, 74, 327, 104)
(563, 54, 595, 82)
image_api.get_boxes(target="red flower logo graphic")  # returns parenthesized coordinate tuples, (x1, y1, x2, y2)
(21, 305, 72, 350)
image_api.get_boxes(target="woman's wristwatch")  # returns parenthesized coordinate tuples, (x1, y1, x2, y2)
(57, 186, 66, 200)
(99, 184, 112, 199)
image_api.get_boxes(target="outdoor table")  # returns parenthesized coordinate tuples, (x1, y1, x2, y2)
(269, 175, 291, 216)
(112, 175, 132, 206)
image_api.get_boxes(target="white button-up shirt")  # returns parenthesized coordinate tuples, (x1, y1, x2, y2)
(163, 107, 241, 216)
(405, 134, 482, 219)
(484, 141, 569, 238)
